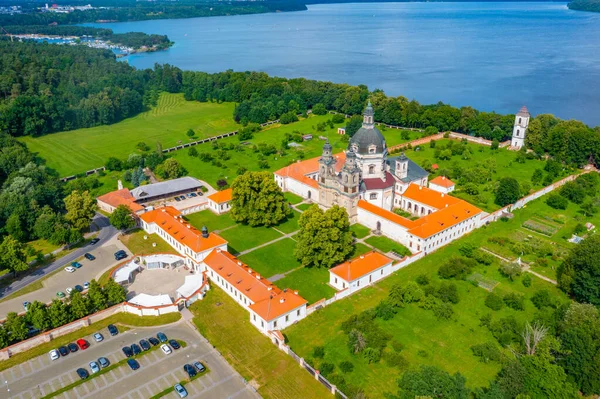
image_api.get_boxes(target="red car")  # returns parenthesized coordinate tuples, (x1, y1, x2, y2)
(76, 339, 89, 350)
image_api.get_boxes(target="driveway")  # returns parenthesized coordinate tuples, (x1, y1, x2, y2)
(0, 322, 259, 399)
(0, 234, 131, 319)
(0, 213, 119, 301)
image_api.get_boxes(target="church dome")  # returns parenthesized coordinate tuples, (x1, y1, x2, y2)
(349, 101, 386, 155)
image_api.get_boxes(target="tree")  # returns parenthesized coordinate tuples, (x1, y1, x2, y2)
(69, 291, 91, 320)
(88, 280, 108, 311)
(531, 169, 544, 186)
(546, 193, 568, 210)
(110, 205, 136, 230)
(106, 157, 122, 171)
(557, 235, 600, 305)
(4, 312, 28, 343)
(491, 139, 499, 150)
(186, 128, 195, 138)
(188, 146, 198, 157)
(396, 365, 469, 399)
(105, 278, 127, 304)
(26, 300, 51, 331)
(345, 115, 363, 137)
(64, 190, 97, 230)
(495, 177, 520, 206)
(559, 181, 586, 204)
(312, 103, 327, 115)
(230, 171, 291, 226)
(47, 299, 71, 328)
(280, 111, 298, 124)
(522, 322, 548, 356)
(294, 205, 354, 268)
(0, 235, 29, 276)
(155, 158, 186, 179)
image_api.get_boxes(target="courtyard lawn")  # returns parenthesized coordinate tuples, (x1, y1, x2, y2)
(365, 235, 411, 256)
(19, 93, 238, 177)
(296, 203, 313, 212)
(350, 223, 371, 239)
(189, 288, 330, 399)
(284, 195, 573, 397)
(120, 230, 173, 255)
(276, 266, 336, 304)
(219, 223, 283, 254)
(184, 210, 237, 232)
(284, 192, 304, 205)
(353, 243, 372, 257)
(272, 211, 301, 234)
(238, 238, 301, 278)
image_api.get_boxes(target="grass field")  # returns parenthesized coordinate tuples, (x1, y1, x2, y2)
(365, 235, 411, 256)
(20, 93, 238, 176)
(283, 195, 575, 397)
(276, 266, 336, 304)
(189, 288, 331, 399)
(119, 230, 173, 255)
(284, 192, 304, 205)
(238, 239, 301, 278)
(219, 223, 283, 254)
(184, 210, 237, 232)
(350, 224, 371, 239)
(272, 211, 301, 234)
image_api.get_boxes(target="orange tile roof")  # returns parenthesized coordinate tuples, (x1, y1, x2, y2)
(249, 289, 308, 322)
(430, 176, 455, 188)
(407, 201, 482, 239)
(275, 152, 346, 189)
(207, 188, 232, 204)
(402, 183, 461, 210)
(330, 251, 392, 282)
(97, 188, 144, 212)
(358, 200, 416, 229)
(140, 206, 227, 253)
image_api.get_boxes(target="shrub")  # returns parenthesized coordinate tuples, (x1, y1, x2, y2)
(391, 341, 404, 352)
(530, 289, 556, 309)
(188, 147, 198, 157)
(388, 281, 424, 307)
(435, 282, 460, 304)
(471, 342, 502, 363)
(280, 111, 299, 124)
(375, 300, 397, 321)
(485, 292, 504, 311)
(560, 181, 586, 204)
(136, 141, 150, 151)
(499, 262, 521, 281)
(459, 243, 478, 258)
(362, 348, 381, 363)
(433, 302, 454, 320)
(258, 159, 269, 169)
(236, 166, 247, 175)
(384, 352, 409, 369)
(522, 274, 532, 287)
(312, 103, 327, 115)
(186, 129, 195, 138)
(415, 274, 430, 286)
(438, 257, 476, 280)
(319, 362, 334, 376)
(332, 114, 345, 124)
(338, 361, 354, 374)
(473, 250, 494, 266)
(313, 346, 325, 359)
(503, 293, 525, 311)
(546, 193, 568, 209)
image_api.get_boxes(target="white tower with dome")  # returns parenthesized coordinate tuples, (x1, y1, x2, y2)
(511, 106, 530, 149)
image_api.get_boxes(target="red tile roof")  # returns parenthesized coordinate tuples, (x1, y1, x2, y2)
(402, 184, 461, 210)
(97, 188, 144, 212)
(140, 206, 227, 253)
(330, 251, 392, 282)
(358, 200, 416, 229)
(363, 171, 396, 190)
(207, 188, 232, 204)
(275, 152, 346, 189)
(408, 201, 482, 239)
(249, 289, 307, 322)
(429, 176, 455, 188)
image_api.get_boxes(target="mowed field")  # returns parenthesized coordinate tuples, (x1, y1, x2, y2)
(20, 93, 238, 177)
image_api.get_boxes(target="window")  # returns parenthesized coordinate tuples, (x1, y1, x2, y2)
(297, 309, 301, 316)
(335, 277, 338, 284)
(253, 315, 256, 321)
(369, 147, 375, 154)
(274, 321, 278, 328)
(285, 315, 289, 322)
(370, 193, 377, 200)
(369, 165, 375, 174)
(261, 321, 264, 328)
(518, 117, 522, 124)
(516, 129, 519, 137)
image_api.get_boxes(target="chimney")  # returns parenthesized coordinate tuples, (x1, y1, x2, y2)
(360, 255, 365, 259)
(161, 209, 166, 213)
(216, 248, 221, 253)
(268, 287, 272, 291)
(256, 274, 261, 280)
(279, 298, 285, 304)
(442, 176, 446, 180)
(441, 193, 445, 198)
(419, 186, 422, 190)
(201, 226, 209, 238)
(237, 261, 242, 266)
(294, 290, 299, 295)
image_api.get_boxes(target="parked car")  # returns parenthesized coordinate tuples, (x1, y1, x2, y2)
(169, 339, 180, 350)
(108, 324, 118, 336)
(174, 383, 188, 398)
(66, 287, 73, 295)
(89, 361, 100, 373)
(84, 253, 95, 261)
(23, 301, 30, 311)
(183, 364, 197, 378)
(77, 339, 89, 350)
(127, 359, 140, 370)
(90, 238, 100, 245)
(98, 357, 110, 368)
(58, 346, 69, 357)
(71, 262, 83, 269)
(57, 291, 66, 298)
(83, 282, 90, 290)
(64, 267, 75, 273)
(131, 343, 142, 355)
(139, 339, 151, 351)
(114, 250, 127, 260)
(160, 344, 172, 355)
(157, 332, 167, 343)
(122, 346, 133, 357)
(148, 337, 160, 346)
(67, 342, 78, 353)
(189, 192, 197, 198)
(49, 349, 60, 361)
(93, 333, 103, 342)
(197, 191, 203, 196)
(179, 195, 186, 200)
(74, 285, 83, 292)
(76, 368, 89, 380)
(174, 196, 181, 202)
(193, 361, 206, 373)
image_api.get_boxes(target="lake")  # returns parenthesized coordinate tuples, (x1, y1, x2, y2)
(89, 2, 600, 126)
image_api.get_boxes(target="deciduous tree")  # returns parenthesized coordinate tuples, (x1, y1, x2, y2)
(110, 205, 136, 230)
(495, 177, 520, 206)
(0, 235, 28, 276)
(64, 190, 97, 230)
(230, 171, 290, 226)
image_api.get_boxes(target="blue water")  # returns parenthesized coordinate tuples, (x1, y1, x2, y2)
(88, 2, 600, 126)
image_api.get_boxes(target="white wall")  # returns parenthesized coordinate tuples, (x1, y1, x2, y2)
(411, 213, 481, 254)
(428, 183, 454, 194)
(250, 305, 307, 332)
(329, 261, 392, 291)
(357, 207, 411, 249)
(285, 177, 318, 201)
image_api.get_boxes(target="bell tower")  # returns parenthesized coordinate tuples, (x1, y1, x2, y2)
(318, 140, 336, 183)
(363, 100, 375, 128)
(395, 152, 408, 179)
(512, 106, 530, 149)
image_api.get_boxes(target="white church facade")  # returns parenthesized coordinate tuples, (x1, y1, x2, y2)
(511, 106, 530, 149)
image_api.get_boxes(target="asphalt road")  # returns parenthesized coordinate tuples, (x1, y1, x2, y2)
(0, 213, 118, 300)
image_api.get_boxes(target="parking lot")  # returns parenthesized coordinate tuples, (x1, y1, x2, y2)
(0, 236, 131, 318)
(0, 321, 259, 399)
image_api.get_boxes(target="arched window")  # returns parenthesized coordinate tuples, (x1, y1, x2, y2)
(518, 117, 522, 124)
(344, 175, 348, 183)
(516, 129, 519, 137)
(369, 165, 375, 174)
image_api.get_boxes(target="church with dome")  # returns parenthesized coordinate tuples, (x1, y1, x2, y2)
(275, 102, 483, 255)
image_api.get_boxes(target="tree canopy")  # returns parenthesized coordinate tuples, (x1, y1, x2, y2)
(557, 234, 600, 305)
(494, 177, 521, 206)
(230, 171, 290, 226)
(109, 205, 136, 230)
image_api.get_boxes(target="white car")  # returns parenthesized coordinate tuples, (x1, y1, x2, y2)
(89, 361, 100, 373)
(66, 287, 73, 295)
(49, 349, 59, 361)
(160, 344, 172, 355)
(83, 282, 90, 290)
(64, 266, 76, 273)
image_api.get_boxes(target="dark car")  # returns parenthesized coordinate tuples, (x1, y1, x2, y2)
(169, 339, 180, 350)
(107, 324, 118, 336)
(174, 196, 181, 202)
(84, 253, 96, 261)
(90, 238, 100, 245)
(71, 261, 83, 269)
(122, 346, 133, 358)
(157, 332, 167, 343)
(114, 250, 127, 260)
(76, 368, 89, 380)
(74, 284, 83, 292)
(139, 339, 151, 351)
(131, 343, 142, 355)
(183, 364, 197, 378)
(127, 359, 140, 370)
(193, 361, 206, 373)
(148, 337, 160, 346)
(58, 346, 69, 357)
(98, 357, 110, 368)
(68, 342, 78, 353)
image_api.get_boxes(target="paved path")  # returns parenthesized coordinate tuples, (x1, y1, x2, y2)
(480, 247, 557, 285)
(0, 213, 118, 301)
(235, 231, 298, 257)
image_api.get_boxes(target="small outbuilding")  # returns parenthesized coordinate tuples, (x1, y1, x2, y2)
(329, 251, 393, 291)
(428, 176, 455, 194)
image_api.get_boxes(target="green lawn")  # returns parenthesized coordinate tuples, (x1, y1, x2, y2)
(189, 288, 331, 399)
(26, 239, 62, 260)
(219, 223, 283, 254)
(20, 93, 238, 176)
(272, 211, 301, 234)
(284, 195, 573, 397)
(238, 239, 301, 278)
(365, 235, 411, 256)
(276, 266, 336, 304)
(120, 230, 173, 255)
(296, 203, 313, 212)
(185, 210, 237, 232)
(350, 224, 371, 239)
(284, 192, 304, 205)
(353, 243, 372, 257)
